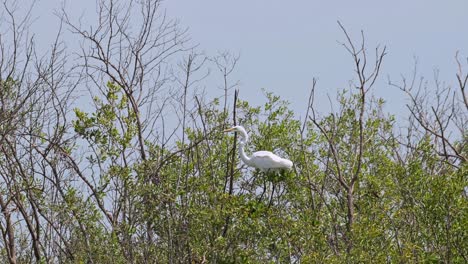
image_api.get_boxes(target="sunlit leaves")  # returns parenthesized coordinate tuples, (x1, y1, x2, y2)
(65, 85, 468, 262)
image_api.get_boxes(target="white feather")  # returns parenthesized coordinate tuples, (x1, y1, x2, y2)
(251, 151, 293, 171)
(224, 125, 293, 171)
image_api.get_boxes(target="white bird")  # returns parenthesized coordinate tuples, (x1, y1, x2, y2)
(223, 125, 293, 171)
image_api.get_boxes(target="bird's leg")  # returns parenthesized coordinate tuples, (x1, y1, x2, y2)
(268, 183, 276, 208)
(258, 175, 267, 203)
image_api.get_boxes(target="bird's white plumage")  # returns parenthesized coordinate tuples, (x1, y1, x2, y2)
(250, 151, 293, 171)
(223, 125, 293, 171)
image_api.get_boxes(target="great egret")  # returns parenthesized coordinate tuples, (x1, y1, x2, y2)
(223, 125, 293, 171)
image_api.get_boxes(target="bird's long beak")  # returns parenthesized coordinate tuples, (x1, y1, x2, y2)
(223, 127, 235, 133)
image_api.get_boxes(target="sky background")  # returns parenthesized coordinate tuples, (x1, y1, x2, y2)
(30, 0, 468, 121)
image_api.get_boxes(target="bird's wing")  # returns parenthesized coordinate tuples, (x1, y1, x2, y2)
(251, 151, 291, 169)
(252, 151, 283, 162)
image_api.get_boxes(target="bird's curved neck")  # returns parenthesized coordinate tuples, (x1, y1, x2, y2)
(237, 128, 249, 143)
(238, 141, 251, 165)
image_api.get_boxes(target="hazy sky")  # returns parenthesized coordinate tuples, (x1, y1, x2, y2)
(163, 0, 468, 118)
(31, 0, 468, 119)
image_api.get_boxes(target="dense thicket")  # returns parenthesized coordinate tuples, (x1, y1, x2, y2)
(0, 1, 466, 263)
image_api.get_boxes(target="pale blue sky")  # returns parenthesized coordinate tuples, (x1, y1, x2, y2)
(163, 0, 468, 118)
(31, 0, 468, 119)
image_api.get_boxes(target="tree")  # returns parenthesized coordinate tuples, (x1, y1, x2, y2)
(0, 1, 466, 263)
(0, 2, 79, 262)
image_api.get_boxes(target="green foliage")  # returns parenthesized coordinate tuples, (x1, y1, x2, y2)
(103, 87, 463, 262)
(4, 76, 466, 262)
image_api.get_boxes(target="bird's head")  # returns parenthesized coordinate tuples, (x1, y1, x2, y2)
(223, 125, 243, 133)
(223, 125, 249, 143)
